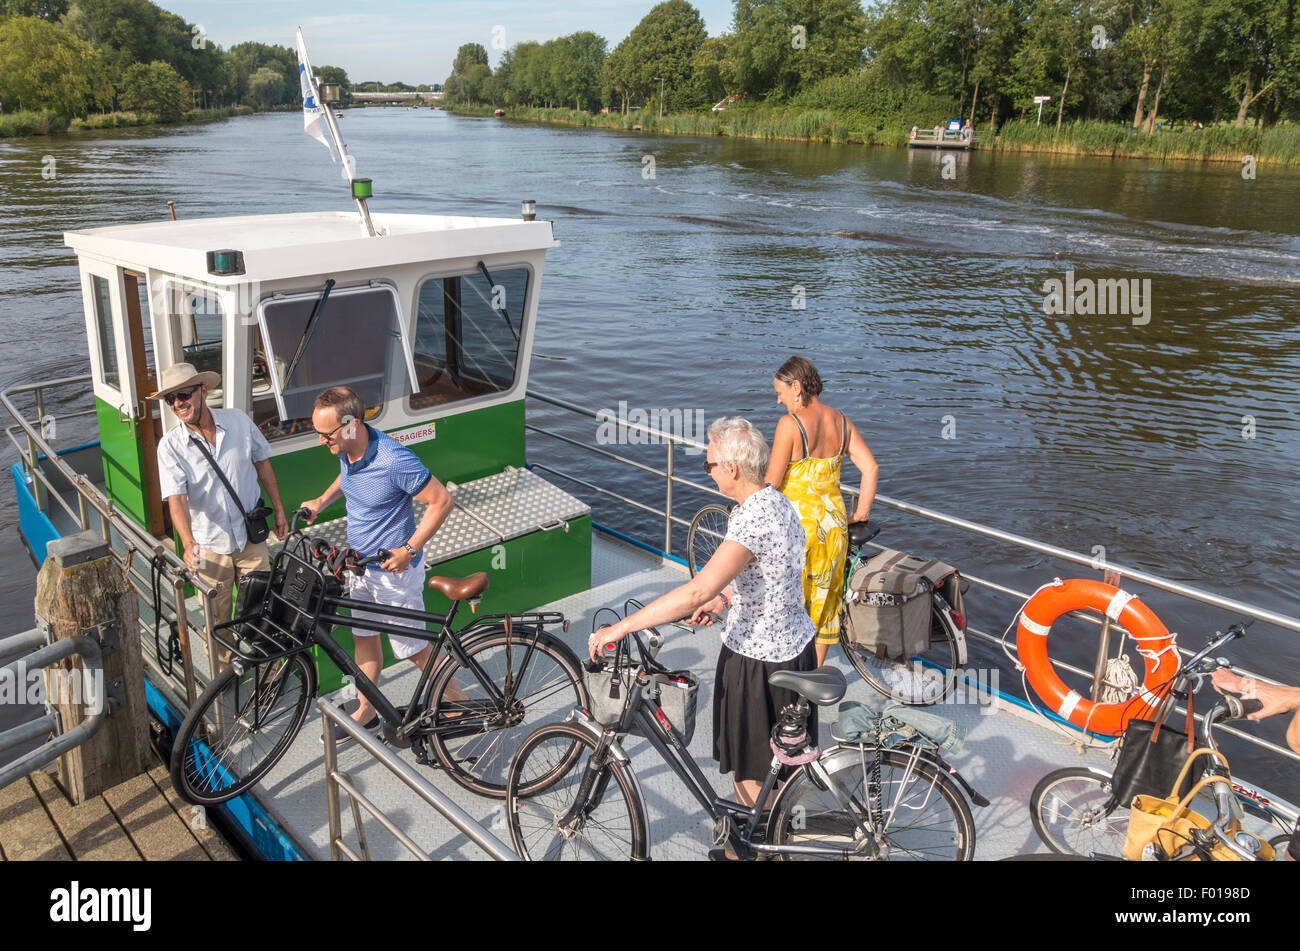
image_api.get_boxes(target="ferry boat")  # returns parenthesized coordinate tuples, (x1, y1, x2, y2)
(3, 66, 1297, 862)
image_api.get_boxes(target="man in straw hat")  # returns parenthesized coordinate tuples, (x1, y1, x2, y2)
(152, 362, 288, 627)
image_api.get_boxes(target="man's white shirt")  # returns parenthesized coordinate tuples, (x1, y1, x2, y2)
(157, 409, 272, 554)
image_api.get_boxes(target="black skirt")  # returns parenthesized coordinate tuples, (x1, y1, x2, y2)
(713, 639, 818, 783)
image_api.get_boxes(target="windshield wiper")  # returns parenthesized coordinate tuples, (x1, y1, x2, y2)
(283, 278, 335, 388)
(476, 261, 519, 343)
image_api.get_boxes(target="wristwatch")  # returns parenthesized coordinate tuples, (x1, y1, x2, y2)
(402, 542, 417, 558)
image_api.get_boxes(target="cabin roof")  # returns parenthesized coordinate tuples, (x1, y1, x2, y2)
(64, 211, 558, 284)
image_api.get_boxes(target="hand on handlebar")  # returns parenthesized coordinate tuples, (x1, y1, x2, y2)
(380, 545, 412, 574)
(688, 595, 725, 627)
(589, 622, 626, 662)
(1211, 668, 1294, 721)
(293, 503, 319, 528)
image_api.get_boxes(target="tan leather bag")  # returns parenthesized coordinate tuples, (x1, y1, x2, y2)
(1122, 748, 1275, 861)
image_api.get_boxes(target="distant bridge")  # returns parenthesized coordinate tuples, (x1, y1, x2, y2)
(351, 91, 442, 104)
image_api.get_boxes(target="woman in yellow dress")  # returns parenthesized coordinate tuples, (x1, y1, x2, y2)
(764, 356, 879, 666)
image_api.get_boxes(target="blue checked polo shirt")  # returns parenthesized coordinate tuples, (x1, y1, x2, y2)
(339, 424, 433, 571)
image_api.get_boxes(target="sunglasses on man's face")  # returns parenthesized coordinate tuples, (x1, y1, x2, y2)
(703, 460, 729, 474)
(314, 420, 348, 441)
(163, 388, 197, 406)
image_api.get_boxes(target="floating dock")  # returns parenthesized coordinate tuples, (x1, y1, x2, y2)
(909, 125, 977, 150)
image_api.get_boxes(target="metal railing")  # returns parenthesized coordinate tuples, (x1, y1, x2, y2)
(1, 377, 219, 711)
(523, 389, 1300, 767)
(0, 627, 110, 790)
(318, 699, 519, 861)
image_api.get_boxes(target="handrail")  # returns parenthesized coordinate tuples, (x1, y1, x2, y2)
(523, 388, 1300, 769)
(319, 699, 519, 861)
(0, 377, 219, 708)
(0, 633, 108, 791)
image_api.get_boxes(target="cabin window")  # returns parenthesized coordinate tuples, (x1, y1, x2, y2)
(252, 283, 416, 439)
(164, 283, 225, 408)
(91, 274, 120, 390)
(409, 266, 527, 410)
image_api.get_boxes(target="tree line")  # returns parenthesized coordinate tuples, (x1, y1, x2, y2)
(0, 0, 352, 122)
(443, 0, 1300, 129)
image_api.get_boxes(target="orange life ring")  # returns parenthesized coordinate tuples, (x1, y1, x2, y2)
(1016, 579, 1179, 736)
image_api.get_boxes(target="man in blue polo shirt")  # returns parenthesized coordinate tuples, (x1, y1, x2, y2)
(301, 386, 454, 730)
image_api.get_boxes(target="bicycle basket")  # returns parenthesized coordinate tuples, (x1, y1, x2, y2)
(584, 664, 699, 745)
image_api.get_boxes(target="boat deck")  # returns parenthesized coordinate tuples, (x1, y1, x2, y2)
(234, 529, 1289, 861)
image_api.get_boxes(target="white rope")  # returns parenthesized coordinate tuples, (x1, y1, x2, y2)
(1095, 628, 1138, 705)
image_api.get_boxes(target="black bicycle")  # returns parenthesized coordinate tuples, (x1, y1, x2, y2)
(686, 507, 967, 705)
(505, 624, 983, 860)
(169, 508, 588, 805)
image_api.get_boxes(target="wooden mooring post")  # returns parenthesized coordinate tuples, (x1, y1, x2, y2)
(33, 532, 148, 803)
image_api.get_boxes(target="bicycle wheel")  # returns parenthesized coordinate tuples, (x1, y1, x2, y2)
(169, 652, 315, 806)
(768, 746, 974, 860)
(506, 723, 645, 860)
(687, 503, 730, 577)
(424, 627, 588, 798)
(841, 601, 961, 705)
(1029, 766, 1128, 857)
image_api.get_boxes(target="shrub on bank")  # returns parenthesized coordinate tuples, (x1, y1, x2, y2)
(0, 110, 70, 137)
(991, 119, 1299, 164)
(446, 104, 1300, 164)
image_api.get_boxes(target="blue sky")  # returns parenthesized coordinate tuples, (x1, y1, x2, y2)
(163, 1, 738, 85)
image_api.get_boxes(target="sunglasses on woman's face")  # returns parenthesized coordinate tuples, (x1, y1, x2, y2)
(164, 388, 196, 406)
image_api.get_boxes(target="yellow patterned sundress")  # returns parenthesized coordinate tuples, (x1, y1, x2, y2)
(778, 413, 849, 645)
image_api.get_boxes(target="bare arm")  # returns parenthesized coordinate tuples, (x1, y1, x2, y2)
(763, 415, 798, 488)
(252, 458, 288, 539)
(844, 419, 878, 522)
(590, 540, 752, 660)
(1212, 669, 1300, 754)
(167, 495, 201, 571)
(301, 475, 343, 522)
(382, 475, 454, 573)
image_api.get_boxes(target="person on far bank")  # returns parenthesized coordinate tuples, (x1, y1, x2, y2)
(299, 386, 456, 732)
(764, 356, 879, 666)
(153, 363, 288, 630)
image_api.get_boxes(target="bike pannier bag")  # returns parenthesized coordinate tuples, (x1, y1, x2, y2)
(842, 549, 935, 660)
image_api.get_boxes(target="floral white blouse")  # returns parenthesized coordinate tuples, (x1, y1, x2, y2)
(721, 485, 816, 662)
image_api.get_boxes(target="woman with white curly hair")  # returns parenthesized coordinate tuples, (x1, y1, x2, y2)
(592, 417, 817, 836)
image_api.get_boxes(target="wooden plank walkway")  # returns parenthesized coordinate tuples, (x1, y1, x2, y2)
(0, 764, 234, 862)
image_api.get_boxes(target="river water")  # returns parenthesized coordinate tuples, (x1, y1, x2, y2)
(1, 109, 1297, 798)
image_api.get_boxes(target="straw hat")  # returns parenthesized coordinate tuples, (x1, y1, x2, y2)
(148, 362, 220, 400)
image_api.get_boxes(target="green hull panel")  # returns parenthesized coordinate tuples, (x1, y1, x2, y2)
(311, 513, 591, 694)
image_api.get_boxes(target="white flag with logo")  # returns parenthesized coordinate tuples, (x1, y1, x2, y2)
(296, 28, 335, 161)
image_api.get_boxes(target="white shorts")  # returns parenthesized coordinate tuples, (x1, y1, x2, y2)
(346, 566, 430, 660)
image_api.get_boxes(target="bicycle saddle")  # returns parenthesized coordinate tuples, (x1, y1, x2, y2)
(769, 667, 847, 706)
(427, 571, 489, 601)
(848, 520, 880, 548)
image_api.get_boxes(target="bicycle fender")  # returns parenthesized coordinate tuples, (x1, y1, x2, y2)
(924, 750, 987, 807)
